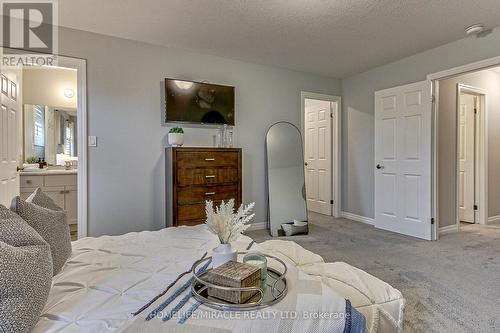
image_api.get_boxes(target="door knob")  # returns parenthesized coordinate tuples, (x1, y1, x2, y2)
(304, 162, 308, 166)
(376, 164, 384, 170)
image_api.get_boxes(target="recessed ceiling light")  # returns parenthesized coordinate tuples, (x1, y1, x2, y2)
(465, 24, 485, 36)
(63, 88, 75, 98)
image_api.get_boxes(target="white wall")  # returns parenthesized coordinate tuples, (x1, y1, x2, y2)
(57, 27, 341, 236)
(341, 26, 500, 219)
(23, 67, 77, 109)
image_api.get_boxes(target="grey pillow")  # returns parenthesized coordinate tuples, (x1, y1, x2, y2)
(12, 196, 72, 275)
(0, 204, 53, 333)
(27, 187, 63, 211)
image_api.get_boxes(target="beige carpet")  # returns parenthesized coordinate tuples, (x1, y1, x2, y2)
(247, 213, 500, 333)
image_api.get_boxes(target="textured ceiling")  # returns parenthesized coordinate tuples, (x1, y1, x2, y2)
(59, 0, 500, 78)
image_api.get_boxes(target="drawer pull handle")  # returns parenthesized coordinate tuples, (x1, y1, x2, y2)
(205, 192, 216, 195)
(60, 190, 65, 194)
(205, 175, 216, 178)
(26, 180, 32, 184)
(205, 158, 215, 161)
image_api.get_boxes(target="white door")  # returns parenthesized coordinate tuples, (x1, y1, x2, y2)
(0, 68, 21, 207)
(304, 99, 332, 215)
(375, 81, 432, 240)
(458, 93, 475, 223)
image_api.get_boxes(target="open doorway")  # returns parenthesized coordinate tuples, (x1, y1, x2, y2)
(457, 86, 486, 226)
(300, 92, 341, 218)
(21, 65, 79, 240)
(0, 53, 87, 239)
(433, 66, 500, 234)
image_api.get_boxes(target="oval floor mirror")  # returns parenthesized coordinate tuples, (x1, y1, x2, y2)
(266, 122, 308, 236)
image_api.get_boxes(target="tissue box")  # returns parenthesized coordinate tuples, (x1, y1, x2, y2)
(205, 261, 261, 304)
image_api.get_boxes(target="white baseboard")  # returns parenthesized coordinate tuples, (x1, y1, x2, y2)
(247, 222, 267, 231)
(439, 224, 459, 234)
(340, 211, 374, 225)
(488, 215, 500, 224)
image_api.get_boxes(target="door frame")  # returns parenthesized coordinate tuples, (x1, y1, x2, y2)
(300, 92, 341, 218)
(455, 84, 488, 230)
(55, 55, 88, 238)
(428, 55, 500, 238)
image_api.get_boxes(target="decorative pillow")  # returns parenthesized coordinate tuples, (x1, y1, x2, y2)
(12, 196, 72, 275)
(27, 187, 63, 211)
(0, 204, 53, 333)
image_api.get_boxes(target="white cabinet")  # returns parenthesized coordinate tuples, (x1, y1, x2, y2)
(20, 173, 78, 225)
(40, 187, 65, 209)
(65, 186, 78, 224)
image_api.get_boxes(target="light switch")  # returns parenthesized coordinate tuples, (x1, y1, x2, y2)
(88, 136, 97, 147)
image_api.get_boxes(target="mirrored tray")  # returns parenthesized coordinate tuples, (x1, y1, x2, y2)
(191, 252, 288, 311)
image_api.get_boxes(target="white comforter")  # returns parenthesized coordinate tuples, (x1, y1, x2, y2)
(33, 225, 404, 333)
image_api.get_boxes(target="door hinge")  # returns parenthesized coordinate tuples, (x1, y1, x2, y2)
(330, 112, 333, 118)
(474, 108, 478, 114)
(431, 95, 436, 103)
(330, 199, 334, 205)
(431, 217, 435, 225)
(474, 204, 478, 210)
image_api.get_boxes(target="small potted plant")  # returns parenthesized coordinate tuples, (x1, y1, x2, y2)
(24, 156, 40, 170)
(205, 199, 255, 267)
(168, 127, 184, 147)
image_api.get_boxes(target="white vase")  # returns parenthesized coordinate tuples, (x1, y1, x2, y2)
(212, 243, 237, 268)
(168, 133, 184, 147)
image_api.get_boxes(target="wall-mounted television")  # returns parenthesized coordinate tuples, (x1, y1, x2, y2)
(165, 79, 235, 125)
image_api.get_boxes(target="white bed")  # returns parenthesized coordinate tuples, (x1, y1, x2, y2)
(33, 225, 404, 333)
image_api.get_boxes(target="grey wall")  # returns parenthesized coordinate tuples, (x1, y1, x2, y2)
(57, 28, 341, 236)
(341, 26, 500, 219)
(438, 70, 500, 227)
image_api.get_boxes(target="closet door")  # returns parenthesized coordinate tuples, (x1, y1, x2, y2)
(304, 100, 332, 215)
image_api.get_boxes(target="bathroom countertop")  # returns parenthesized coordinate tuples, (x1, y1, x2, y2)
(20, 169, 78, 176)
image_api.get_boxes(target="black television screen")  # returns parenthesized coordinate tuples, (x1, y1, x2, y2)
(165, 79, 235, 125)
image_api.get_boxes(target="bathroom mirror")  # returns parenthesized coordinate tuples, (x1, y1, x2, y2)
(266, 122, 308, 236)
(23, 104, 78, 166)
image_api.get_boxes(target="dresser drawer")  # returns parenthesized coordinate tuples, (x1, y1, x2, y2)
(178, 202, 222, 221)
(176, 151, 238, 168)
(177, 219, 205, 226)
(177, 184, 239, 204)
(20, 175, 43, 188)
(44, 175, 77, 187)
(177, 168, 238, 186)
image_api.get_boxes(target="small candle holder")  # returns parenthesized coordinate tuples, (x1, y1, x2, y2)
(243, 252, 267, 292)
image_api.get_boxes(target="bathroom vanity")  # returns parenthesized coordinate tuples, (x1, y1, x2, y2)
(20, 169, 78, 240)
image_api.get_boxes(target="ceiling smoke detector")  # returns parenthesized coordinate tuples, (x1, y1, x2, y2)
(465, 24, 485, 36)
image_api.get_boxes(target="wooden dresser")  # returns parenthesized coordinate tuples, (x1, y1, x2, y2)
(165, 147, 242, 227)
